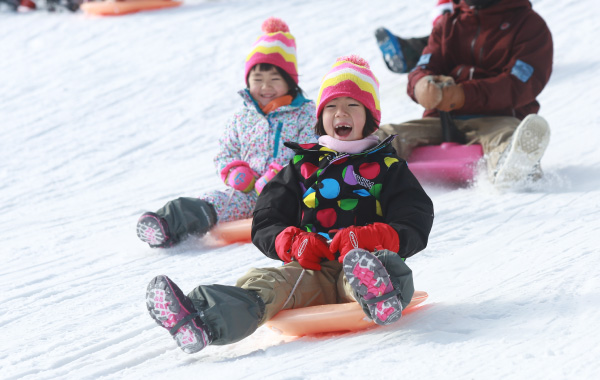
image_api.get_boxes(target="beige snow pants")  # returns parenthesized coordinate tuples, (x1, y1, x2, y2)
(376, 116, 521, 173)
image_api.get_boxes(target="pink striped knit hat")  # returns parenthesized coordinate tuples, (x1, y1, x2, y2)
(245, 17, 299, 84)
(316, 55, 381, 125)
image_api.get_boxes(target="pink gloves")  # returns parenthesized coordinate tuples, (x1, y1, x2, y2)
(275, 227, 335, 271)
(330, 223, 400, 262)
(255, 162, 283, 195)
(220, 160, 259, 193)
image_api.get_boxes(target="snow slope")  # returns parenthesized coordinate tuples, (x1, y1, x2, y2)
(1, 0, 599, 379)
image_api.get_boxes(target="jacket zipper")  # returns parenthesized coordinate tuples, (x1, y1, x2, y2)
(273, 121, 283, 158)
(471, 10, 481, 64)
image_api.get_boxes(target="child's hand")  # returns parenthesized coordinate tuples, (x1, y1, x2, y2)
(330, 223, 400, 262)
(255, 162, 284, 195)
(220, 160, 259, 193)
(275, 227, 335, 271)
(414, 75, 443, 110)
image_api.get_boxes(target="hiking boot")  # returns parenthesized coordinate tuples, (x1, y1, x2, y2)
(136, 212, 171, 248)
(493, 114, 550, 186)
(343, 248, 402, 325)
(146, 275, 212, 354)
(375, 27, 407, 74)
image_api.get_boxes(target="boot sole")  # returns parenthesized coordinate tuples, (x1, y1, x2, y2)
(343, 249, 402, 325)
(375, 28, 407, 73)
(137, 214, 167, 247)
(146, 275, 209, 354)
(494, 114, 550, 185)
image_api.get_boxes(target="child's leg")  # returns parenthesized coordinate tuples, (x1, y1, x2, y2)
(454, 116, 521, 175)
(235, 261, 343, 322)
(168, 261, 342, 347)
(376, 118, 444, 159)
(146, 274, 267, 351)
(185, 283, 266, 346)
(137, 197, 217, 248)
(200, 189, 257, 223)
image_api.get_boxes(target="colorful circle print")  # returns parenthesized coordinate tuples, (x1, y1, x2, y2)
(359, 162, 380, 179)
(300, 162, 318, 179)
(303, 188, 317, 208)
(342, 165, 357, 185)
(384, 157, 399, 167)
(319, 178, 340, 199)
(316, 208, 337, 228)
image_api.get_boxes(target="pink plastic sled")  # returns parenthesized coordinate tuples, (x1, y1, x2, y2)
(407, 142, 483, 185)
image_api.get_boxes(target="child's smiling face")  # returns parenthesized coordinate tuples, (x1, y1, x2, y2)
(247, 66, 290, 107)
(322, 97, 366, 141)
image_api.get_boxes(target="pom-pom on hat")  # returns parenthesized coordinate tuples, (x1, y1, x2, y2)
(245, 17, 299, 84)
(316, 55, 381, 125)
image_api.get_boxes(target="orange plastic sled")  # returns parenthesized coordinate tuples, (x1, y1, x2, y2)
(80, 0, 182, 16)
(207, 218, 252, 245)
(266, 290, 428, 336)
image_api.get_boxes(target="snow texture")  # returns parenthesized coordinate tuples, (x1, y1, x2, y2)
(1, 0, 599, 379)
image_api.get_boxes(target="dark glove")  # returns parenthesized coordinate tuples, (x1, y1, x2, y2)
(275, 226, 335, 271)
(330, 223, 400, 262)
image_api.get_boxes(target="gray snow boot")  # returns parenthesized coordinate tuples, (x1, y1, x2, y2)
(343, 249, 403, 325)
(146, 275, 213, 354)
(137, 212, 171, 248)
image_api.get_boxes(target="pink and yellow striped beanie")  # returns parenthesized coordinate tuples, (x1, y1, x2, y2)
(316, 55, 381, 125)
(245, 17, 299, 84)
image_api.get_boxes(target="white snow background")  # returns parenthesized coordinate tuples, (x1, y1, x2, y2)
(1, 0, 599, 379)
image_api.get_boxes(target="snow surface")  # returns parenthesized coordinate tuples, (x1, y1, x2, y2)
(1, 0, 600, 379)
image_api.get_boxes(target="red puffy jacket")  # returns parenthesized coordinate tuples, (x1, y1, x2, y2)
(408, 0, 553, 120)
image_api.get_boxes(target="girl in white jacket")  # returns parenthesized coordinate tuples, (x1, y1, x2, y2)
(136, 17, 316, 248)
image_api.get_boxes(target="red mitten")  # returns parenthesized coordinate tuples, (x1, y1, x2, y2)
(330, 223, 400, 262)
(220, 160, 259, 193)
(275, 226, 335, 271)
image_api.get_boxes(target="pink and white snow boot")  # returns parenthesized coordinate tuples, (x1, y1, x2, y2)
(343, 249, 403, 325)
(136, 212, 171, 248)
(146, 275, 212, 354)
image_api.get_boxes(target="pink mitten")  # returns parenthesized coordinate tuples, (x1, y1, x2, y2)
(220, 160, 259, 193)
(255, 163, 284, 195)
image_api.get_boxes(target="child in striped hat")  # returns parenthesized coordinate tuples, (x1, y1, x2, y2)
(145, 55, 433, 354)
(136, 17, 317, 249)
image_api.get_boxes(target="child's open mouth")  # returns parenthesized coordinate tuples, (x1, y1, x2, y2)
(335, 125, 352, 137)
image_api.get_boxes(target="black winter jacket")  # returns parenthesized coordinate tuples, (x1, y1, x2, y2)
(251, 136, 434, 261)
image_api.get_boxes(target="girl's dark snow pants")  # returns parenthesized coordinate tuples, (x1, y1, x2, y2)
(154, 197, 217, 243)
(186, 249, 414, 345)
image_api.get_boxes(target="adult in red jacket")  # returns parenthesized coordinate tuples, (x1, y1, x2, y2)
(377, 0, 554, 185)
